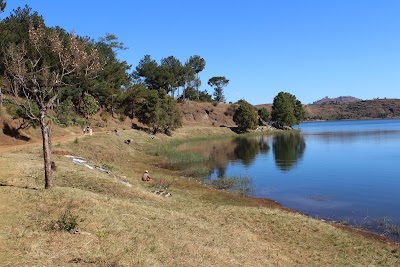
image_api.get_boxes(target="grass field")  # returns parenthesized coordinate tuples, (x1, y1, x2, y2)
(1, 126, 399, 266)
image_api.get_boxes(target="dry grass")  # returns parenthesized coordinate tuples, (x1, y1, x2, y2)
(1, 127, 399, 267)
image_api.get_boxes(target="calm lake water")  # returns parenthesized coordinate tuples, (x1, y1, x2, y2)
(179, 119, 400, 239)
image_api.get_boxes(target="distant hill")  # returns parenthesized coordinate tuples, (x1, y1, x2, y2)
(256, 98, 400, 121)
(311, 96, 362, 105)
(304, 98, 400, 121)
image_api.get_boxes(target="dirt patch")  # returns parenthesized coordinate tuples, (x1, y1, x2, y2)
(179, 101, 236, 127)
(0, 133, 80, 153)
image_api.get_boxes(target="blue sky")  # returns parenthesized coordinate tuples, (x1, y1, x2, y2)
(2, 0, 400, 104)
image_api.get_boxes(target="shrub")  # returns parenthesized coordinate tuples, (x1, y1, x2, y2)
(48, 114, 63, 127)
(56, 98, 78, 126)
(4, 98, 39, 127)
(72, 117, 88, 126)
(258, 107, 270, 121)
(48, 207, 83, 233)
(233, 100, 258, 131)
(79, 93, 99, 118)
(100, 162, 114, 171)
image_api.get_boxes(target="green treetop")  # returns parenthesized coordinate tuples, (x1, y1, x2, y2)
(271, 92, 304, 127)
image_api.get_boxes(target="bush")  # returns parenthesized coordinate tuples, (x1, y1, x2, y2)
(79, 93, 99, 118)
(48, 206, 83, 233)
(48, 114, 63, 127)
(72, 117, 88, 126)
(4, 98, 39, 127)
(56, 98, 78, 126)
(258, 107, 270, 121)
(233, 100, 258, 131)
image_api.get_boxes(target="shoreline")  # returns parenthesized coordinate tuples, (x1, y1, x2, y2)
(161, 129, 400, 247)
(245, 195, 400, 246)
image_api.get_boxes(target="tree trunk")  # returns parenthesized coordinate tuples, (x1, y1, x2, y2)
(0, 91, 3, 107)
(196, 74, 200, 101)
(40, 111, 52, 189)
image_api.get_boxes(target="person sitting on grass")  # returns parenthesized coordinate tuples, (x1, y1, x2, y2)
(142, 170, 152, 182)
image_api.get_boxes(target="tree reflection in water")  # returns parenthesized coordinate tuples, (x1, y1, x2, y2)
(178, 134, 305, 177)
(214, 136, 270, 177)
(272, 133, 306, 171)
(233, 136, 270, 166)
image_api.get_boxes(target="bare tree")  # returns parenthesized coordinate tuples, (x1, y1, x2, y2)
(3, 24, 101, 188)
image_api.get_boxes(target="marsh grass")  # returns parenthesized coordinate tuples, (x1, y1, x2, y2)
(366, 218, 400, 236)
(212, 176, 237, 190)
(211, 174, 253, 196)
(182, 164, 210, 178)
(232, 174, 253, 196)
(150, 140, 207, 164)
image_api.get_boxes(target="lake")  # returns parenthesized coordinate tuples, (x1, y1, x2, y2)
(179, 119, 400, 240)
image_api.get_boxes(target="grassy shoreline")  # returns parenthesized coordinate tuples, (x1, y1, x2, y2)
(1, 126, 399, 266)
(149, 128, 400, 243)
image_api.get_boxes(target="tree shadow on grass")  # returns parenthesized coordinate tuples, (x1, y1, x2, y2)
(2, 122, 31, 141)
(228, 126, 245, 134)
(0, 183, 39, 190)
(132, 122, 151, 134)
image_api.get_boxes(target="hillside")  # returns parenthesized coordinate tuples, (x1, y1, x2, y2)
(178, 101, 236, 127)
(256, 98, 400, 121)
(3, 97, 400, 148)
(0, 101, 237, 152)
(305, 98, 400, 121)
(311, 96, 362, 105)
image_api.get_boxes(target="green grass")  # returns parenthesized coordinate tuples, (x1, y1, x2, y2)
(149, 139, 208, 164)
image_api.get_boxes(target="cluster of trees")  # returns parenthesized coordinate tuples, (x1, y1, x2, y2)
(0, 6, 236, 125)
(0, 5, 305, 189)
(0, 5, 229, 188)
(233, 92, 304, 132)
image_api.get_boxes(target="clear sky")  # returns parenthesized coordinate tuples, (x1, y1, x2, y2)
(2, 0, 400, 104)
